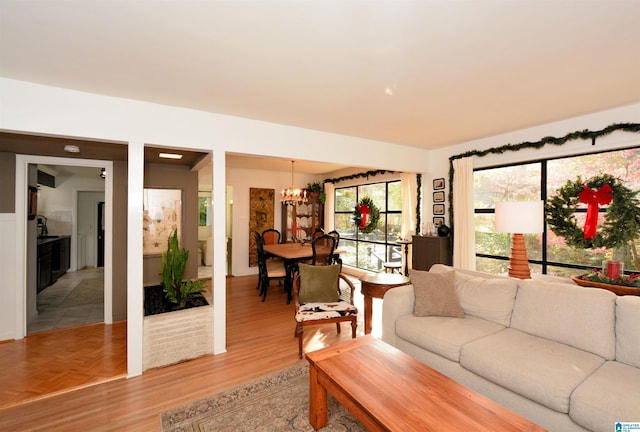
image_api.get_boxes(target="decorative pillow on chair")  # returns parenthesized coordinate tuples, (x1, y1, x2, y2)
(410, 269, 464, 318)
(298, 263, 340, 303)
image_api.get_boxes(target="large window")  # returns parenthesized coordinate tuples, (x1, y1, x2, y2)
(334, 181, 402, 272)
(474, 147, 640, 276)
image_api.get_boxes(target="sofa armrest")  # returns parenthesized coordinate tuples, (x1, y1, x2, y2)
(381, 284, 415, 346)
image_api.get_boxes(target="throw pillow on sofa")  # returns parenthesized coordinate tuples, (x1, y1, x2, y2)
(410, 269, 464, 318)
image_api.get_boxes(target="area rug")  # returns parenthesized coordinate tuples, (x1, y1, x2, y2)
(60, 278, 104, 307)
(160, 363, 366, 432)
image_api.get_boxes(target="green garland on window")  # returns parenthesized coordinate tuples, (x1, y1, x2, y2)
(324, 169, 395, 184)
(446, 122, 640, 235)
(546, 174, 640, 249)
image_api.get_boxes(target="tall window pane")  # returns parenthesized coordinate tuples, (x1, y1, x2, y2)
(474, 146, 640, 276)
(334, 180, 402, 272)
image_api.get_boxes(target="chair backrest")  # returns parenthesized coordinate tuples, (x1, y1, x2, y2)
(262, 228, 281, 245)
(293, 268, 355, 306)
(254, 231, 267, 269)
(312, 227, 325, 240)
(312, 234, 337, 266)
(327, 230, 340, 247)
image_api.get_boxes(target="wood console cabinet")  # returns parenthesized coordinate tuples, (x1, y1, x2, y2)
(412, 235, 452, 271)
(281, 202, 323, 242)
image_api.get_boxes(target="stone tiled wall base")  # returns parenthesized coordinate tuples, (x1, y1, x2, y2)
(143, 305, 214, 371)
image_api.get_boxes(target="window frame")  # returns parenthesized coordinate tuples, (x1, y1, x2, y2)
(334, 180, 402, 272)
(474, 145, 640, 276)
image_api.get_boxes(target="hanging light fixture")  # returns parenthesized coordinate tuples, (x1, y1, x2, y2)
(281, 160, 308, 206)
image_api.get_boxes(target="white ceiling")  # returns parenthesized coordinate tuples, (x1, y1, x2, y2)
(1, 1, 639, 151)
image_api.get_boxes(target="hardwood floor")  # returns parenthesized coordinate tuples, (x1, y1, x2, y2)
(0, 274, 371, 431)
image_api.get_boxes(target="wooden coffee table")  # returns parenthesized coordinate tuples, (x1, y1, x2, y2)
(306, 335, 547, 432)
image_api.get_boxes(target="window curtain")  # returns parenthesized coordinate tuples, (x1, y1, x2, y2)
(400, 173, 416, 239)
(452, 157, 476, 270)
(323, 182, 335, 231)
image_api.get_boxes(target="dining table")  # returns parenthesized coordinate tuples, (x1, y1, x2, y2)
(263, 242, 343, 303)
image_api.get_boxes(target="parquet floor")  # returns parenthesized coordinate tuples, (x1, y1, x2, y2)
(0, 321, 127, 410)
(0, 273, 372, 431)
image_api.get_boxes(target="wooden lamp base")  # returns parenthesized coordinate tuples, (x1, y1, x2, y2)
(507, 233, 531, 279)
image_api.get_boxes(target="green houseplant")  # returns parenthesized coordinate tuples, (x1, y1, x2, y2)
(306, 182, 326, 204)
(161, 230, 206, 309)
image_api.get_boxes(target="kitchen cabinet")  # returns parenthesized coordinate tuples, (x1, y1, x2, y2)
(281, 202, 323, 242)
(37, 235, 71, 292)
(412, 235, 452, 271)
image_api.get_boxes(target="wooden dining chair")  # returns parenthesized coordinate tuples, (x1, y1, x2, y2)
(293, 263, 358, 358)
(261, 228, 281, 245)
(327, 230, 342, 268)
(311, 227, 325, 240)
(255, 231, 286, 301)
(311, 234, 336, 266)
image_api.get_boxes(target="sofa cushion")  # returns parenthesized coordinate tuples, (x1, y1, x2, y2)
(511, 279, 616, 359)
(460, 328, 605, 413)
(453, 272, 518, 326)
(616, 295, 640, 368)
(410, 269, 464, 318)
(570, 361, 640, 432)
(396, 315, 504, 362)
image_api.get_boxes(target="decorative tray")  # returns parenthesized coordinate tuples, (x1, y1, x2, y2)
(570, 276, 640, 296)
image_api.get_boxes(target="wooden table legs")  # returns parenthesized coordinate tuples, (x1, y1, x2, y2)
(308, 363, 328, 430)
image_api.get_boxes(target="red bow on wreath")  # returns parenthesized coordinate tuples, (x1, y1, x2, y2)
(357, 204, 370, 229)
(579, 184, 613, 239)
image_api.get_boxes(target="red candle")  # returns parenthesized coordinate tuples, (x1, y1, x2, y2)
(606, 261, 621, 279)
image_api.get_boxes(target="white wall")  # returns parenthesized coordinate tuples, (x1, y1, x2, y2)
(425, 103, 640, 226)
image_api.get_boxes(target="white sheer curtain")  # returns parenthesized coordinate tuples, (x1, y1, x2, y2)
(323, 182, 335, 231)
(452, 157, 476, 270)
(400, 173, 416, 239)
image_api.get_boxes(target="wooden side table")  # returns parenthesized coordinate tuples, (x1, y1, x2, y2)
(359, 273, 410, 334)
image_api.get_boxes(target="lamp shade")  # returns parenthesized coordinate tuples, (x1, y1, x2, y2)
(495, 201, 544, 234)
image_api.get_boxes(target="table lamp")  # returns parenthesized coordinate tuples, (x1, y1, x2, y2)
(495, 201, 544, 279)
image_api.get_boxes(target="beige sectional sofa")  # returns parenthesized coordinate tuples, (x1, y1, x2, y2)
(381, 264, 640, 432)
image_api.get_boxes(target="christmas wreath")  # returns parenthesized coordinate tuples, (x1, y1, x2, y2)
(352, 196, 381, 234)
(546, 174, 640, 249)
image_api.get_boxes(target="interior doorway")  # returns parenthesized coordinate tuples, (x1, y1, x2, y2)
(27, 174, 107, 334)
(16, 155, 113, 338)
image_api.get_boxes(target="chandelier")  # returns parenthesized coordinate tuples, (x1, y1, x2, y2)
(281, 160, 308, 206)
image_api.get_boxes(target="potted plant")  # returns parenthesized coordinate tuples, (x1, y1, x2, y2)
(306, 182, 326, 204)
(161, 229, 206, 309)
(142, 229, 213, 371)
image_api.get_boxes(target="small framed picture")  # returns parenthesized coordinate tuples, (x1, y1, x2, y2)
(433, 178, 445, 190)
(433, 216, 444, 226)
(433, 203, 445, 215)
(433, 191, 445, 203)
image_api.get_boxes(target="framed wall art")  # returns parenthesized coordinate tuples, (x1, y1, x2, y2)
(143, 188, 182, 255)
(433, 191, 445, 203)
(433, 203, 445, 215)
(433, 178, 445, 190)
(249, 188, 275, 267)
(433, 216, 444, 226)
